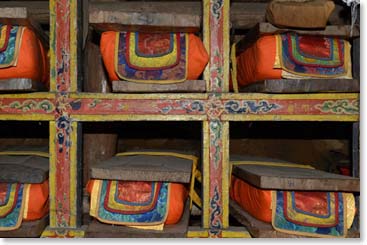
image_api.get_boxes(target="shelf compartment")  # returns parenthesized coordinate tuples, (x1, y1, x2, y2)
(112, 79, 206, 93)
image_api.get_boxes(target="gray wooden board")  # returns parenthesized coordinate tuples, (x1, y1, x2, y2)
(236, 23, 359, 55)
(85, 200, 190, 238)
(112, 80, 206, 93)
(0, 155, 49, 183)
(229, 200, 359, 238)
(0, 215, 48, 238)
(232, 163, 359, 192)
(90, 154, 193, 183)
(239, 79, 359, 93)
(0, 78, 47, 92)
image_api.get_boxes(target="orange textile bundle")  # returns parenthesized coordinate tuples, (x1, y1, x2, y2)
(0, 26, 49, 85)
(100, 31, 208, 83)
(23, 180, 49, 221)
(230, 176, 272, 223)
(87, 179, 188, 225)
(235, 35, 282, 87)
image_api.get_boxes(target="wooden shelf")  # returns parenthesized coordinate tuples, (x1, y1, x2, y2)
(231, 157, 359, 192)
(0, 216, 48, 238)
(85, 200, 190, 238)
(90, 153, 193, 183)
(236, 23, 359, 55)
(238, 79, 360, 93)
(0, 78, 47, 93)
(112, 80, 206, 93)
(89, 2, 201, 33)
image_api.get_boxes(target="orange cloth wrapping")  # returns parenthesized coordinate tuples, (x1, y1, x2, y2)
(100, 31, 208, 82)
(230, 176, 272, 223)
(87, 180, 188, 225)
(235, 35, 281, 87)
(23, 180, 49, 221)
(0, 27, 49, 85)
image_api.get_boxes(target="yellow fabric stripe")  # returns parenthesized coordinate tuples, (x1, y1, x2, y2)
(0, 184, 25, 231)
(0, 184, 18, 215)
(127, 223, 164, 231)
(230, 42, 239, 93)
(0, 25, 8, 49)
(89, 180, 101, 218)
(0, 151, 49, 158)
(345, 193, 356, 229)
(22, 184, 31, 219)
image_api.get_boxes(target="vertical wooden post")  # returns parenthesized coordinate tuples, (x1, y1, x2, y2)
(45, 0, 84, 236)
(202, 0, 230, 236)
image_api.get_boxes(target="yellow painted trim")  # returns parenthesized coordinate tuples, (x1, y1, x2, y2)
(49, 0, 56, 92)
(69, 121, 78, 227)
(0, 151, 49, 158)
(186, 229, 208, 238)
(22, 184, 31, 220)
(0, 115, 54, 121)
(203, 0, 210, 90)
(222, 93, 359, 100)
(0, 93, 55, 99)
(221, 230, 252, 238)
(222, 0, 230, 92)
(69, 92, 208, 100)
(71, 115, 207, 122)
(222, 114, 359, 122)
(70, 0, 78, 92)
(230, 43, 239, 93)
(202, 121, 210, 229)
(222, 121, 229, 228)
(231, 161, 314, 169)
(41, 228, 86, 238)
(49, 121, 57, 227)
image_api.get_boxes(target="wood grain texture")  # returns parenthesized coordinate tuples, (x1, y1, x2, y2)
(0, 155, 49, 183)
(0, 215, 48, 238)
(0, 78, 47, 92)
(232, 164, 360, 192)
(239, 79, 360, 93)
(85, 200, 190, 238)
(89, 2, 200, 33)
(90, 154, 193, 183)
(236, 23, 359, 55)
(112, 80, 206, 93)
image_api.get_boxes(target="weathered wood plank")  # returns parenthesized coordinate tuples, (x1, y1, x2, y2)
(0, 78, 47, 92)
(90, 154, 193, 183)
(0, 150, 49, 183)
(229, 200, 359, 238)
(232, 163, 360, 192)
(89, 2, 201, 33)
(85, 200, 190, 238)
(236, 23, 359, 55)
(0, 215, 48, 238)
(112, 80, 206, 93)
(239, 79, 360, 93)
(0, 7, 48, 47)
